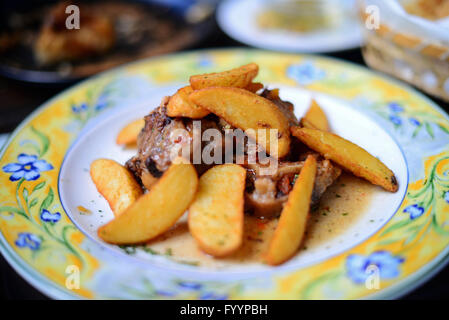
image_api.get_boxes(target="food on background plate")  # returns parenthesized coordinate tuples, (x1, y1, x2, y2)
(0, 0, 207, 81)
(90, 159, 143, 216)
(98, 160, 198, 244)
(35, 1, 116, 65)
(265, 155, 316, 266)
(188, 164, 246, 257)
(256, 0, 346, 33)
(93, 63, 398, 265)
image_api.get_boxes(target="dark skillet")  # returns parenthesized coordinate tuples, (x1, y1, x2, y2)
(0, 0, 215, 84)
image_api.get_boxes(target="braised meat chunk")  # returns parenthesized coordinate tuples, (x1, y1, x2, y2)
(244, 156, 341, 218)
(126, 97, 223, 190)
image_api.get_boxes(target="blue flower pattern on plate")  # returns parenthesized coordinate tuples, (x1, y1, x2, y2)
(389, 115, 402, 126)
(2, 153, 53, 181)
(155, 290, 175, 297)
(94, 94, 109, 112)
(403, 204, 425, 220)
(71, 103, 88, 114)
(287, 62, 326, 85)
(15, 232, 41, 250)
(177, 281, 227, 299)
(198, 55, 214, 68)
(387, 102, 405, 127)
(178, 281, 202, 290)
(199, 292, 227, 300)
(346, 251, 404, 284)
(40, 209, 61, 223)
(388, 102, 403, 113)
(409, 118, 420, 126)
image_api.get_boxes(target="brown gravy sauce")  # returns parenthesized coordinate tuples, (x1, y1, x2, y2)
(145, 173, 374, 268)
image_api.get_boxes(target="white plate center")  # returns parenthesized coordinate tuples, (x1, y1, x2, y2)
(58, 84, 408, 273)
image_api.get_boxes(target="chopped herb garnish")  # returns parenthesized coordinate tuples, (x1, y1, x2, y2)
(335, 194, 341, 198)
(342, 212, 349, 216)
(143, 247, 159, 255)
(119, 245, 136, 255)
(165, 248, 173, 256)
(179, 260, 200, 266)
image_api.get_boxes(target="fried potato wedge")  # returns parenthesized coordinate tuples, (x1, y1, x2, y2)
(190, 63, 259, 90)
(188, 164, 246, 257)
(98, 160, 198, 244)
(166, 86, 210, 119)
(245, 82, 264, 93)
(301, 99, 329, 131)
(116, 119, 145, 145)
(265, 155, 317, 266)
(190, 87, 291, 158)
(90, 159, 143, 216)
(291, 127, 398, 192)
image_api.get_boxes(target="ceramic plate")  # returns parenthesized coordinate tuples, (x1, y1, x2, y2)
(217, 0, 363, 53)
(1, 49, 449, 299)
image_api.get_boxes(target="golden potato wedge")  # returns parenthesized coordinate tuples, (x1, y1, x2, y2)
(98, 160, 198, 244)
(188, 164, 246, 257)
(90, 159, 143, 216)
(116, 119, 145, 145)
(291, 127, 398, 192)
(301, 99, 329, 131)
(166, 86, 210, 119)
(190, 63, 259, 90)
(245, 82, 264, 93)
(190, 87, 291, 158)
(265, 155, 317, 266)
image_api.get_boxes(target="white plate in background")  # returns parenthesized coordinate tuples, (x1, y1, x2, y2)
(217, 0, 364, 53)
